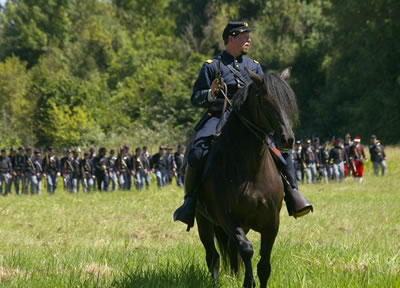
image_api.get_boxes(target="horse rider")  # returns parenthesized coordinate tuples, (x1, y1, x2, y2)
(174, 21, 312, 228)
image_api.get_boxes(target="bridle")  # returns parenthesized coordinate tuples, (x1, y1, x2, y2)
(215, 81, 275, 146)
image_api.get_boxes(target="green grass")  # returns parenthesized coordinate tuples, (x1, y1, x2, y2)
(0, 147, 399, 287)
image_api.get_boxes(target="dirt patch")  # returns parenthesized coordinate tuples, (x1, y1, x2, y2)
(82, 263, 112, 278)
(0, 265, 22, 281)
(127, 231, 147, 240)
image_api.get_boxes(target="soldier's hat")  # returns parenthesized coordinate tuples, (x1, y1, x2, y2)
(313, 137, 320, 142)
(353, 136, 361, 142)
(84, 151, 89, 156)
(370, 134, 377, 139)
(159, 145, 165, 150)
(306, 139, 311, 144)
(110, 149, 115, 154)
(135, 147, 141, 152)
(99, 147, 107, 153)
(295, 140, 301, 145)
(222, 21, 253, 40)
(17, 146, 24, 151)
(10, 148, 15, 152)
(34, 149, 41, 155)
(48, 145, 55, 151)
(333, 140, 338, 145)
(1, 148, 6, 153)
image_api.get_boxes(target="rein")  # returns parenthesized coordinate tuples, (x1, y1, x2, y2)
(215, 81, 274, 146)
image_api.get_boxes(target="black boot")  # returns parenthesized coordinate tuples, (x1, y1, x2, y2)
(173, 165, 200, 230)
(281, 175, 313, 218)
(279, 151, 313, 218)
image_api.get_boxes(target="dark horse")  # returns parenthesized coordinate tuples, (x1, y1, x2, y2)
(192, 68, 298, 288)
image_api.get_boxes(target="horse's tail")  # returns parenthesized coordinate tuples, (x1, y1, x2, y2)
(214, 226, 242, 274)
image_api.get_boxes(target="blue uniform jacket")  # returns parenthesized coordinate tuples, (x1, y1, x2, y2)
(192, 50, 263, 139)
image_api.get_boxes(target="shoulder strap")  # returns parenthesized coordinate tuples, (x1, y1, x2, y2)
(227, 64, 250, 86)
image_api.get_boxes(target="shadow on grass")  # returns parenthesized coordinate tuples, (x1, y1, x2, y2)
(112, 262, 215, 288)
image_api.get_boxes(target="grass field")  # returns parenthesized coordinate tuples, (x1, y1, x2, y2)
(0, 147, 399, 287)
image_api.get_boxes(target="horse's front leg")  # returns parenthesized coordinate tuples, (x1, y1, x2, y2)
(257, 227, 278, 288)
(230, 226, 255, 288)
(196, 213, 220, 284)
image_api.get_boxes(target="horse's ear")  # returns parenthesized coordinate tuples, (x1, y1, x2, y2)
(280, 67, 292, 81)
(245, 67, 263, 86)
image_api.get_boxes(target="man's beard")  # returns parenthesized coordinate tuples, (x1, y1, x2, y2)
(241, 47, 249, 55)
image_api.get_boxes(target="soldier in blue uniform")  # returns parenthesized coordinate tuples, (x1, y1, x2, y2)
(142, 146, 152, 189)
(117, 148, 130, 190)
(369, 135, 387, 176)
(108, 149, 118, 191)
(292, 140, 304, 184)
(33, 149, 44, 195)
(0, 148, 13, 195)
(93, 147, 109, 191)
(71, 150, 82, 193)
(329, 139, 347, 182)
(13, 146, 26, 195)
(23, 147, 37, 194)
(174, 21, 312, 228)
(80, 151, 95, 193)
(174, 145, 185, 187)
(133, 147, 146, 190)
(151, 146, 169, 188)
(320, 141, 332, 183)
(43, 145, 60, 194)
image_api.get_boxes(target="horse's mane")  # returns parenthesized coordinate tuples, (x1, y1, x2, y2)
(232, 73, 299, 125)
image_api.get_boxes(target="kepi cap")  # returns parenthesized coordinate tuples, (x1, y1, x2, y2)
(222, 21, 253, 40)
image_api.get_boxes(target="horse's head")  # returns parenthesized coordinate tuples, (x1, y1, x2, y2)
(236, 67, 299, 150)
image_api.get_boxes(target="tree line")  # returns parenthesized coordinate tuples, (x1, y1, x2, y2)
(0, 0, 398, 150)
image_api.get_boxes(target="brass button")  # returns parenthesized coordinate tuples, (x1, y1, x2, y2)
(234, 59, 238, 63)
(236, 64, 239, 68)
(208, 113, 212, 117)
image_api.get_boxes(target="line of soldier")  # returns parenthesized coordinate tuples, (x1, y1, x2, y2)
(0, 144, 185, 196)
(292, 134, 386, 184)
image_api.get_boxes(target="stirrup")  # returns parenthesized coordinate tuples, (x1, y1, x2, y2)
(293, 205, 313, 218)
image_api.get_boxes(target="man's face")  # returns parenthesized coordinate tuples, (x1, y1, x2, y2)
(230, 32, 251, 55)
(371, 138, 377, 144)
(1, 152, 6, 157)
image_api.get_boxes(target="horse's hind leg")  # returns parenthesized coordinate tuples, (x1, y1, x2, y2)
(229, 226, 255, 288)
(257, 225, 279, 288)
(196, 214, 220, 284)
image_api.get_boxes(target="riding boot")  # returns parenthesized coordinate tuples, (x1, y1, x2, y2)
(173, 165, 201, 230)
(280, 151, 313, 218)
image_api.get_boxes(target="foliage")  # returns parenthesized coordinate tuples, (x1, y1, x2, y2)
(0, 0, 398, 147)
